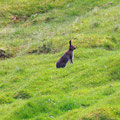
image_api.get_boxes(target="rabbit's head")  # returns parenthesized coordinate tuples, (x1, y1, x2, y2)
(69, 40, 76, 51)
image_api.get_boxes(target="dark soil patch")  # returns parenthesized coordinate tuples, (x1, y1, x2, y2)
(28, 43, 52, 54)
(0, 49, 13, 59)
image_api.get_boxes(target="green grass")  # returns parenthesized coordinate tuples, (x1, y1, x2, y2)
(0, 0, 120, 120)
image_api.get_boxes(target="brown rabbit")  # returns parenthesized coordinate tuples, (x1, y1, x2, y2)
(56, 40, 76, 68)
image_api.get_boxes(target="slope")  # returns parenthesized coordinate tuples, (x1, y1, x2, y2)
(0, 0, 120, 120)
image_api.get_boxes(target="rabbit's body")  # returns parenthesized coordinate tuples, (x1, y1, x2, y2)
(56, 41, 76, 68)
(56, 51, 72, 68)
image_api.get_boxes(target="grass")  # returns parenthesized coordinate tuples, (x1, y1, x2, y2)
(0, 0, 120, 120)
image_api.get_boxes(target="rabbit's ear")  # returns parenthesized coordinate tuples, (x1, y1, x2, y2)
(69, 40, 71, 47)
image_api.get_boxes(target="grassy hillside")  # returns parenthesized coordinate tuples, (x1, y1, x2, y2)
(0, 0, 120, 120)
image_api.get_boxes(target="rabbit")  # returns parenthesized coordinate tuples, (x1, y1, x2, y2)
(56, 40, 76, 68)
